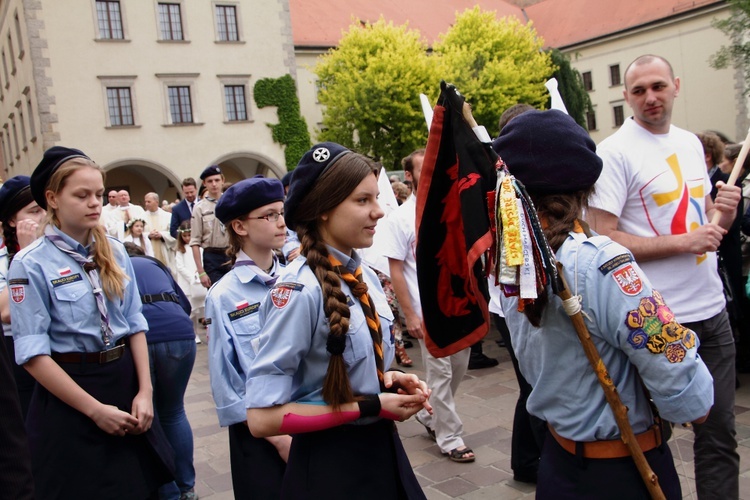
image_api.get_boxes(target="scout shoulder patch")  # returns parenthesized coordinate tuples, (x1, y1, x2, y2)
(598, 253, 633, 275)
(271, 282, 304, 309)
(8, 278, 29, 285)
(228, 301, 260, 321)
(611, 263, 642, 296)
(10, 285, 25, 303)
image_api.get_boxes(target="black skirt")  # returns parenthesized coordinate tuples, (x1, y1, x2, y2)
(281, 419, 425, 500)
(26, 347, 174, 500)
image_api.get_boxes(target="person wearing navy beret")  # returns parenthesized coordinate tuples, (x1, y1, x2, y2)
(205, 175, 290, 498)
(493, 110, 710, 499)
(245, 143, 430, 499)
(0, 174, 46, 420)
(9, 147, 173, 498)
(191, 164, 230, 288)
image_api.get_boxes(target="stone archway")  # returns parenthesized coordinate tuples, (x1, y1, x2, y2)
(211, 151, 286, 184)
(102, 158, 182, 208)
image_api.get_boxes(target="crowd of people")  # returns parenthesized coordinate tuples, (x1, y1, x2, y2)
(0, 52, 748, 499)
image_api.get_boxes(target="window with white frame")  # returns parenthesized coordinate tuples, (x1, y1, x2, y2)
(98, 76, 138, 127)
(215, 4, 239, 41)
(157, 3, 183, 41)
(95, 1, 125, 40)
(157, 74, 199, 125)
(107, 87, 134, 126)
(224, 85, 247, 121)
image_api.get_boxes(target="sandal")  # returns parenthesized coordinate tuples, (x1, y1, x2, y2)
(395, 342, 413, 367)
(444, 447, 475, 463)
(414, 415, 436, 441)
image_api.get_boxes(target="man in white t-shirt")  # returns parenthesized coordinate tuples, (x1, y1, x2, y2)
(381, 149, 475, 463)
(588, 54, 741, 499)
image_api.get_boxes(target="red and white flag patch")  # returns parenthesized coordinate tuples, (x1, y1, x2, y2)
(612, 264, 643, 296)
(58, 267, 71, 276)
(235, 300, 249, 310)
(10, 285, 25, 303)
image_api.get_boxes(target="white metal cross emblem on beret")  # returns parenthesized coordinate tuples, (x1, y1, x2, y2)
(313, 148, 330, 162)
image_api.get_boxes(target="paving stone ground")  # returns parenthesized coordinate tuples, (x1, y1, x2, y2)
(187, 325, 750, 499)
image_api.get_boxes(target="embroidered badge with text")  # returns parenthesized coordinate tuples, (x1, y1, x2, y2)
(612, 264, 642, 296)
(270, 282, 304, 309)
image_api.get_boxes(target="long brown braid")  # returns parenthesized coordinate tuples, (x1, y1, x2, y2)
(292, 153, 380, 409)
(524, 187, 594, 327)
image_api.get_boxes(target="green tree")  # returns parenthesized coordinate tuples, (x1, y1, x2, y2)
(547, 49, 593, 129)
(313, 18, 439, 170)
(710, 0, 750, 94)
(433, 7, 555, 134)
(254, 74, 312, 171)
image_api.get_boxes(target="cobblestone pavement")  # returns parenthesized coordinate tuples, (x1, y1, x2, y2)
(186, 326, 750, 499)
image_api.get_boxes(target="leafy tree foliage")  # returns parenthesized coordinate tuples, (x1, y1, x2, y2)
(314, 18, 438, 170)
(710, 0, 750, 95)
(547, 49, 593, 129)
(433, 7, 554, 134)
(254, 74, 312, 170)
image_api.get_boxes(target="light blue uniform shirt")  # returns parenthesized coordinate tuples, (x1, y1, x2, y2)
(206, 251, 279, 427)
(8, 226, 148, 365)
(0, 245, 10, 336)
(246, 247, 395, 411)
(501, 232, 713, 441)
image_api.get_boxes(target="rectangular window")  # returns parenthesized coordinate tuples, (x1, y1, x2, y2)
(613, 105, 625, 127)
(96, 1, 124, 40)
(14, 13, 24, 58)
(10, 116, 19, 159)
(216, 5, 239, 41)
(168, 86, 192, 123)
(7, 35, 15, 75)
(609, 64, 621, 86)
(158, 3, 183, 41)
(582, 71, 593, 91)
(18, 107, 27, 147)
(26, 96, 36, 140)
(106, 87, 134, 126)
(586, 110, 597, 131)
(2, 130, 12, 166)
(1, 50, 9, 88)
(224, 85, 247, 121)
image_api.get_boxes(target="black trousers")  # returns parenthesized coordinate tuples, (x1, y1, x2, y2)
(493, 314, 546, 477)
(536, 432, 681, 499)
(4, 336, 36, 419)
(203, 250, 231, 285)
(228, 422, 286, 500)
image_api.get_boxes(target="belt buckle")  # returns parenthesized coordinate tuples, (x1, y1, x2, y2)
(100, 345, 123, 363)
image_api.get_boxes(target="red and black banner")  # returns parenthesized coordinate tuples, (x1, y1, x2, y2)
(416, 82, 496, 358)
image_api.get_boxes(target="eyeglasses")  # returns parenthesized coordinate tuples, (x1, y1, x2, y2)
(248, 211, 285, 223)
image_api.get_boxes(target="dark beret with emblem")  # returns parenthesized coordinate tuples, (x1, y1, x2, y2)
(215, 175, 285, 224)
(200, 164, 222, 180)
(31, 146, 91, 209)
(284, 142, 352, 231)
(0, 175, 33, 222)
(491, 109, 602, 193)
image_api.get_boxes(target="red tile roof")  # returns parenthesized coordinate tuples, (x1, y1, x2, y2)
(290, 0, 726, 49)
(289, 0, 526, 47)
(525, 0, 725, 48)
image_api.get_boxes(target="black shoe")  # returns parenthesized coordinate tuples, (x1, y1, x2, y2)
(402, 340, 414, 349)
(496, 338, 506, 348)
(468, 353, 499, 370)
(513, 470, 537, 484)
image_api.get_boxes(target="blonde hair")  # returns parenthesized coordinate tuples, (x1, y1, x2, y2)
(43, 158, 127, 300)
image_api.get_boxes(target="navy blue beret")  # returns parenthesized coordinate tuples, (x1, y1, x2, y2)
(281, 171, 293, 188)
(215, 175, 285, 224)
(31, 146, 90, 209)
(200, 164, 222, 180)
(492, 110, 602, 193)
(0, 175, 31, 221)
(284, 142, 351, 230)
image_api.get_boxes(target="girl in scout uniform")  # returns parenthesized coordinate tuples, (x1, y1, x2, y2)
(0, 175, 45, 417)
(246, 142, 431, 500)
(206, 175, 291, 498)
(8, 147, 172, 499)
(491, 111, 713, 499)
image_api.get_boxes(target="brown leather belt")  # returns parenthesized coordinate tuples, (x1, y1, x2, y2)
(51, 339, 126, 364)
(548, 423, 662, 459)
